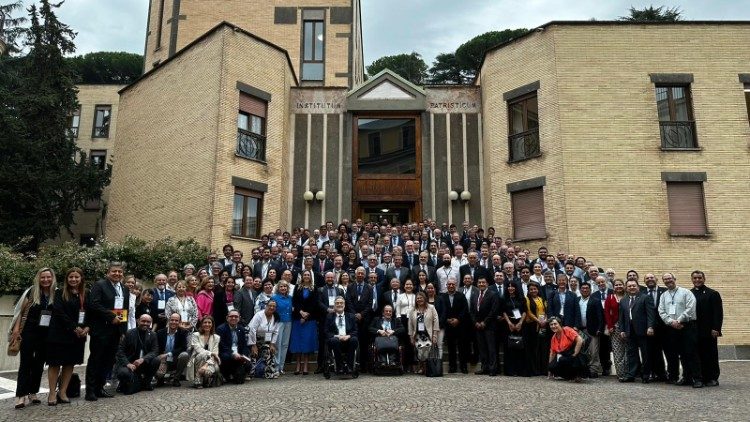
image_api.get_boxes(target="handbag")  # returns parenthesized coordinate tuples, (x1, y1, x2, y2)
(425, 345, 443, 377)
(7, 298, 30, 356)
(507, 334, 524, 350)
(66, 373, 81, 398)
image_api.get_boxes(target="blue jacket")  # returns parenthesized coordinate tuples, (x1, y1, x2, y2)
(216, 322, 250, 362)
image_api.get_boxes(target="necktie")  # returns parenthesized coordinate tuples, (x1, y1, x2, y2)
(338, 315, 344, 328)
(392, 291, 397, 303)
(166, 334, 174, 353)
(372, 288, 377, 311)
(478, 290, 484, 310)
(357, 284, 363, 295)
(650, 289, 656, 305)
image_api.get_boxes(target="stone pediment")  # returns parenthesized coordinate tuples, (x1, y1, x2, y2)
(347, 69, 426, 111)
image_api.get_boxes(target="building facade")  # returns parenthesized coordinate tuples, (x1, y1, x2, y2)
(99, 3, 750, 344)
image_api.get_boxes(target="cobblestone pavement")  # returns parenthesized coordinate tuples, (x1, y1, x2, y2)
(0, 362, 746, 421)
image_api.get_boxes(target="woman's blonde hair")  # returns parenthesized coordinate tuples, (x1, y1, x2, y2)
(30, 267, 57, 306)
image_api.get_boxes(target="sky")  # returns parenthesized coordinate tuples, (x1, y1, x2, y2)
(16, 0, 750, 67)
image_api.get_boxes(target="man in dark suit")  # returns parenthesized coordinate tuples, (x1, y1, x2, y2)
(155, 312, 189, 387)
(216, 310, 253, 384)
(439, 277, 470, 373)
(459, 252, 488, 285)
(411, 252, 436, 286)
(402, 241, 420, 269)
(115, 314, 159, 395)
(619, 280, 657, 383)
(312, 249, 334, 276)
(150, 273, 174, 329)
(277, 252, 301, 283)
(234, 277, 258, 327)
(691, 270, 723, 387)
(369, 304, 406, 364)
(460, 272, 480, 365)
(591, 275, 614, 376)
(470, 276, 499, 376)
(643, 273, 668, 381)
(253, 248, 276, 280)
(223, 250, 244, 277)
(326, 297, 359, 374)
(546, 275, 581, 328)
(316, 272, 346, 373)
(577, 282, 605, 377)
(385, 255, 410, 288)
(363, 254, 386, 286)
(85, 262, 130, 401)
(345, 268, 373, 371)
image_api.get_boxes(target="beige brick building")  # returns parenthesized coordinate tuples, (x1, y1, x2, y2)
(96, 5, 750, 345)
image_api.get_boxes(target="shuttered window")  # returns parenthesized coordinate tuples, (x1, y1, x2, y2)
(239, 93, 267, 119)
(666, 182, 708, 235)
(511, 187, 546, 240)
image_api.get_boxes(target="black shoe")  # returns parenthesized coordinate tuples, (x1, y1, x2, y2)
(676, 378, 692, 386)
(172, 379, 181, 387)
(642, 378, 650, 384)
(448, 367, 457, 374)
(96, 389, 114, 398)
(84, 394, 98, 402)
(665, 378, 677, 384)
(704, 380, 719, 387)
(619, 377, 635, 383)
(602, 369, 611, 376)
(57, 395, 71, 405)
(589, 373, 599, 379)
(155, 378, 165, 387)
(693, 381, 703, 388)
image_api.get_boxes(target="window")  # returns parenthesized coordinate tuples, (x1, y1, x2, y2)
(80, 234, 96, 247)
(90, 150, 107, 170)
(68, 108, 80, 139)
(92, 105, 111, 138)
(301, 11, 324, 81)
(232, 188, 263, 238)
(655, 85, 697, 149)
(511, 187, 546, 240)
(666, 182, 708, 235)
(507, 93, 540, 162)
(357, 118, 416, 174)
(155, 0, 165, 49)
(744, 83, 750, 125)
(237, 93, 267, 161)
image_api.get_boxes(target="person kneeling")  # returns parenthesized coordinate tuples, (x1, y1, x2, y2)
(548, 317, 585, 382)
(115, 314, 160, 394)
(325, 297, 358, 374)
(217, 310, 253, 383)
(155, 313, 190, 387)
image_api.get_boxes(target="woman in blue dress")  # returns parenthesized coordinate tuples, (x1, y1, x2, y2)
(289, 270, 319, 375)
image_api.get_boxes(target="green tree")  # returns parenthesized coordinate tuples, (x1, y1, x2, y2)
(0, 0, 111, 252)
(66, 51, 144, 84)
(0, 0, 26, 55)
(366, 51, 428, 85)
(618, 5, 682, 21)
(427, 52, 464, 85)
(455, 28, 529, 81)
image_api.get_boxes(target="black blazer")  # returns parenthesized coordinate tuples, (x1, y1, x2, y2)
(619, 293, 657, 337)
(212, 288, 235, 325)
(691, 285, 723, 337)
(383, 288, 402, 311)
(459, 264, 488, 285)
(470, 289, 499, 330)
(317, 285, 345, 317)
(325, 312, 358, 339)
(578, 297, 605, 336)
(156, 327, 188, 356)
(216, 323, 251, 361)
(115, 328, 158, 368)
(546, 291, 581, 328)
(292, 286, 319, 321)
(47, 288, 88, 345)
(369, 316, 405, 337)
(88, 278, 130, 337)
(149, 288, 174, 321)
(345, 283, 373, 321)
(437, 292, 469, 329)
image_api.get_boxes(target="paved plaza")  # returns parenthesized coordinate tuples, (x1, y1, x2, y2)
(0, 361, 745, 421)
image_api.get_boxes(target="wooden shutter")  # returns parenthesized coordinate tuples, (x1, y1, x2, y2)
(667, 182, 707, 235)
(511, 187, 546, 239)
(239, 93, 267, 118)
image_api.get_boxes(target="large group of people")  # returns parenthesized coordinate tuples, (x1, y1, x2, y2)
(8, 218, 724, 409)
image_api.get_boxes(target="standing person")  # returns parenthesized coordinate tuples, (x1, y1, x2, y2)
(591, 275, 613, 376)
(394, 278, 416, 372)
(690, 270, 723, 387)
(437, 277, 470, 373)
(85, 262, 129, 402)
(618, 280, 656, 383)
(604, 279, 628, 379)
(408, 292, 440, 374)
(546, 274, 581, 328)
(46, 268, 89, 405)
(290, 270, 319, 375)
(315, 272, 345, 373)
(234, 276, 258, 327)
(658, 273, 702, 387)
(11, 268, 56, 409)
(578, 282, 605, 378)
(195, 278, 215, 319)
(643, 273, 667, 381)
(212, 277, 236, 325)
(150, 274, 174, 329)
(345, 267, 374, 372)
(272, 280, 293, 374)
(471, 276, 499, 376)
(524, 281, 547, 376)
(502, 283, 527, 376)
(164, 280, 199, 331)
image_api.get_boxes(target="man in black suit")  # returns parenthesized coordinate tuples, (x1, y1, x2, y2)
(402, 240, 420, 269)
(155, 313, 189, 387)
(384, 255, 410, 288)
(470, 276, 499, 376)
(591, 275, 614, 376)
(345, 267, 373, 371)
(439, 277, 470, 373)
(85, 262, 130, 401)
(619, 280, 657, 383)
(577, 282, 605, 377)
(691, 270, 723, 387)
(253, 248, 275, 280)
(643, 273, 668, 381)
(326, 297, 359, 374)
(383, 278, 403, 311)
(234, 276, 258, 327)
(115, 314, 159, 395)
(316, 272, 346, 373)
(411, 252, 436, 287)
(216, 310, 253, 384)
(312, 249, 333, 277)
(369, 304, 406, 366)
(546, 275, 581, 328)
(277, 252, 300, 283)
(459, 252, 488, 286)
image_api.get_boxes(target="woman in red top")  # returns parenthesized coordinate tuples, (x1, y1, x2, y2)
(548, 317, 584, 382)
(604, 278, 627, 378)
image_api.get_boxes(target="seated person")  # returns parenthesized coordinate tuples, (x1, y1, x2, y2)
(115, 314, 160, 395)
(369, 304, 405, 363)
(155, 312, 190, 387)
(325, 296, 358, 374)
(216, 310, 253, 384)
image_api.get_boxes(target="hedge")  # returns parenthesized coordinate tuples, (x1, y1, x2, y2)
(0, 237, 209, 295)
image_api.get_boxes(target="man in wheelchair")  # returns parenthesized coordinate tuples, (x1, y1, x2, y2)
(325, 296, 358, 374)
(369, 304, 404, 370)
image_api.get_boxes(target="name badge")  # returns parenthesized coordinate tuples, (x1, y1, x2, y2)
(264, 332, 272, 342)
(78, 311, 86, 324)
(166, 353, 173, 362)
(139, 350, 143, 359)
(114, 296, 124, 310)
(158, 300, 166, 310)
(180, 311, 188, 321)
(328, 296, 335, 307)
(512, 309, 522, 319)
(418, 322, 426, 331)
(39, 311, 52, 327)
(227, 303, 235, 312)
(668, 304, 676, 315)
(232, 345, 238, 354)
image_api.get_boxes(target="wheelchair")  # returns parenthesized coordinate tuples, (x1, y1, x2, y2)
(323, 340, 360, 379)
(370, 335, 404, 376)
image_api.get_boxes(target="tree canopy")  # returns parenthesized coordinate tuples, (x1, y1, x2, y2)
(0, 1, 26, 55)
(618, 5, 682, 21)
(366, 51, 428, 85)
(454, 28, 529, 81)
(66, 51, 144, 84)
(0, 0, 111, 251)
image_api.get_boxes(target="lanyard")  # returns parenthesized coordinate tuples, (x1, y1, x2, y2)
(668, 289, 678, 305)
